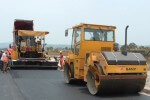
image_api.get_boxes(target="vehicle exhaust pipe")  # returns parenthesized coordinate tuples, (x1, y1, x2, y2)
(122, 25, 129, 55)
(125, 25, 129, 51)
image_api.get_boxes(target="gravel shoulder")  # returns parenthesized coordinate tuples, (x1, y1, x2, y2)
(143, 71, 150, 94)
(145, 71, 150, 87)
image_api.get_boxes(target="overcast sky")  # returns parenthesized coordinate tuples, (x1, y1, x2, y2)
(0, 0, 150, 45)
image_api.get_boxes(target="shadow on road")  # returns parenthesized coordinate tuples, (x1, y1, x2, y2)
(64, 79, 142, 98)
(64, 80, 86, 87)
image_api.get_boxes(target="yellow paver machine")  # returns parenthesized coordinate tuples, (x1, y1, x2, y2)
(64, 23, 148, 95)
(10, 19, 58, 69)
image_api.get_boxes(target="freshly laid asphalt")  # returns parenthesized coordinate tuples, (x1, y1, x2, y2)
(0, 70, 150, 100)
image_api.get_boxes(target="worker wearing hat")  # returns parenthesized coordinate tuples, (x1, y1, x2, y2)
(59, 51, 64, 71)
(1, 51, 9, 73)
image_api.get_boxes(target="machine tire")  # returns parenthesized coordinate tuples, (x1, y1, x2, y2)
(64, 63, 73, 84)
(70, 63, 74, 78)
(87, 70, 100, 95)
(87, 63, 104, 95)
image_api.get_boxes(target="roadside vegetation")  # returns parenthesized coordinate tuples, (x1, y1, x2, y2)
(47, 42, 150, 64)
(0, 43, 150, 63)
(120, 43, 150, 63)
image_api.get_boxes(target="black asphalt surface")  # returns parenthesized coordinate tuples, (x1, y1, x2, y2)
(0, 70, 150, 100)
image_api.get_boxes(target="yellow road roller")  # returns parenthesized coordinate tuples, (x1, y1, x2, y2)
(64, 23, 148, 95)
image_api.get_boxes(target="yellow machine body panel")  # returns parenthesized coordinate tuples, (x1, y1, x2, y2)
(11, 50, 18, 60)
(72, 41, 115, 79)
(18, 30, 49, 36)
(106, 65, 148, 73)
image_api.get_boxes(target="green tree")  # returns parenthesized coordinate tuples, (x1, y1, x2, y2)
(65, 47, 68, 50)
(47, 47, 53, 51)
(139, 46, 145, 49)
(120, 45, 129, 51)
(128, 43, 137, 50)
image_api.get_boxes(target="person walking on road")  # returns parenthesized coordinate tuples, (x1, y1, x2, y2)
(59, 51, 65, 71)
(1, 51, 9, 73)
(7, 45, 13, 67)
(8, 45, 13, 57)
(0, 50, 4, 71)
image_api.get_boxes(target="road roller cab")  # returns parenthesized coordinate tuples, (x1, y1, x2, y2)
(64, 23, 148, 95)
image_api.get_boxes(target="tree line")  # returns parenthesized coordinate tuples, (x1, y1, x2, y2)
(47, 43, 150, 57)
(120, 42, 150, 56)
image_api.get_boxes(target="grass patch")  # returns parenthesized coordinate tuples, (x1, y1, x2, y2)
(147, 59, 150, 70)
(146, 58, 150, 65)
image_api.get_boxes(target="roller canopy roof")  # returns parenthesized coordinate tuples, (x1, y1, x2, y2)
(17, 30, 49, 36)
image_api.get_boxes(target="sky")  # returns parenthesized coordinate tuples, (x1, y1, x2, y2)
(0, 0, 150, 45)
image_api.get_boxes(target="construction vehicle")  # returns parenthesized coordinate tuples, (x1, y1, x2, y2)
(10, 19, 58, 69)
(64, 23, 148, 95)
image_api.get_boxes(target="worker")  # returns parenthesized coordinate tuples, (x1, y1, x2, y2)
(1, 51, 9, 73)
(45, 52, 51, 60)
(0, 50, 4, 71)
(7, 45, 13, 69)
(93, 32, 100, 41)
(8, 44, 13, 56)
(59, 51, 65, 71)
